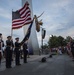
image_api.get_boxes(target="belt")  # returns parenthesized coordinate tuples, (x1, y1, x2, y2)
(6, 46, 11, 47)
(15, 47, 20, 48)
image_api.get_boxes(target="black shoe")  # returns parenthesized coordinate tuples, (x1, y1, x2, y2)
(18, 64, 21, 65)
(9, 66, 12, 68)
(6, 66, 12, 68)
(24, 62, 27, 63)
(16, 64, 21, 66)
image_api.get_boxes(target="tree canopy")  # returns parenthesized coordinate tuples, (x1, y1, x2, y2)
(41, 35, 73, 49)
(48, 35, 67, 48)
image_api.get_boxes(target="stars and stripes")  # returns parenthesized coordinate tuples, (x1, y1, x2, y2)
(12, 1, 32, 29)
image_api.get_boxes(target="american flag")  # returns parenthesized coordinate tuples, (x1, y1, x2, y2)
(12, 1, 32, 29)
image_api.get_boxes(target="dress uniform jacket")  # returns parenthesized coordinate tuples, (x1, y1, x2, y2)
(14, 42, 21, 65)
(23, 43, 28, 63)
(5, 40, 14, 68)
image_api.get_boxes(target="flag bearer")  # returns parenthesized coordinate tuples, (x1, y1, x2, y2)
(14, 37, 21, 66)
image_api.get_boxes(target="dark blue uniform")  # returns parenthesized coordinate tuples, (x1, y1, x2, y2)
(23, 43, 28, 63)
(5, 40, 14, 68)
(14, 42, 21, 65)
(14, 36, 28, 64)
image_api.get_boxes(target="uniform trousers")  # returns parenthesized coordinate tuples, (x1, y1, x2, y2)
(5, 47, 12, 68)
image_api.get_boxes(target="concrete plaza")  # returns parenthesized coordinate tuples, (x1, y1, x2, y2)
(0, 54, 74, 75)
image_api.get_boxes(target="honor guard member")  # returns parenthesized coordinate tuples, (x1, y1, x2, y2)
(14, 37, 21, 66)
(11, 37, 14, 61)
(23, 41, 28, 63)
(5, 36, 14, 68)
(0, 33, 4, 65)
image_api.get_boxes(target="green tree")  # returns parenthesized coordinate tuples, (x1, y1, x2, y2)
(58, 36, 64, 46)
(48, 35, 67, 48)
(66, 36, 72, 42)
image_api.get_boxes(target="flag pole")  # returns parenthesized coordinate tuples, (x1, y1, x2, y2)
(11, 28, 13, 37)
(11, 9, 13, 37)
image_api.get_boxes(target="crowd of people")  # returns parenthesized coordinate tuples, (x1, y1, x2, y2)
(0, 33, 28, 68)
(67, 38, 74, 60)
(50, 38, 74, 61)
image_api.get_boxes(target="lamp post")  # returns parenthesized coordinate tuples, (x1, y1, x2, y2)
(41, 27, 46, 54)
(49, 35, 52, 53)
(41, 28, 44, 54)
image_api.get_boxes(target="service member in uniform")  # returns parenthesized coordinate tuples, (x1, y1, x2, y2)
(5, 36, 14, 68)
(0, 33, 4, 65)
(14, 37, 21, 66)
(23, 41, 28, 63)
(11, 37, 14, 61)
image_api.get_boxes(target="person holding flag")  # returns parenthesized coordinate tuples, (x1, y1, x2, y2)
(21, 19, 34, 63)
(14, 37, 21, 66)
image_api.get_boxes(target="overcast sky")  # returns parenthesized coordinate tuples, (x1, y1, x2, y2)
(0, 0, 74, 46)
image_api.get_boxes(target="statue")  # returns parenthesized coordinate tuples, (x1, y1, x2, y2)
(34, 12, 44, 32)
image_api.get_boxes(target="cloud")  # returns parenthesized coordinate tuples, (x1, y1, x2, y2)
(0, 8, 11, 19)
(33, 0, 74, 45)
(0, 0, 74, 47)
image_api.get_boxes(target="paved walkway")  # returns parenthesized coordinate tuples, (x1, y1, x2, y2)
(0, 54, 48, 71)
(0, 54, 74, 75)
